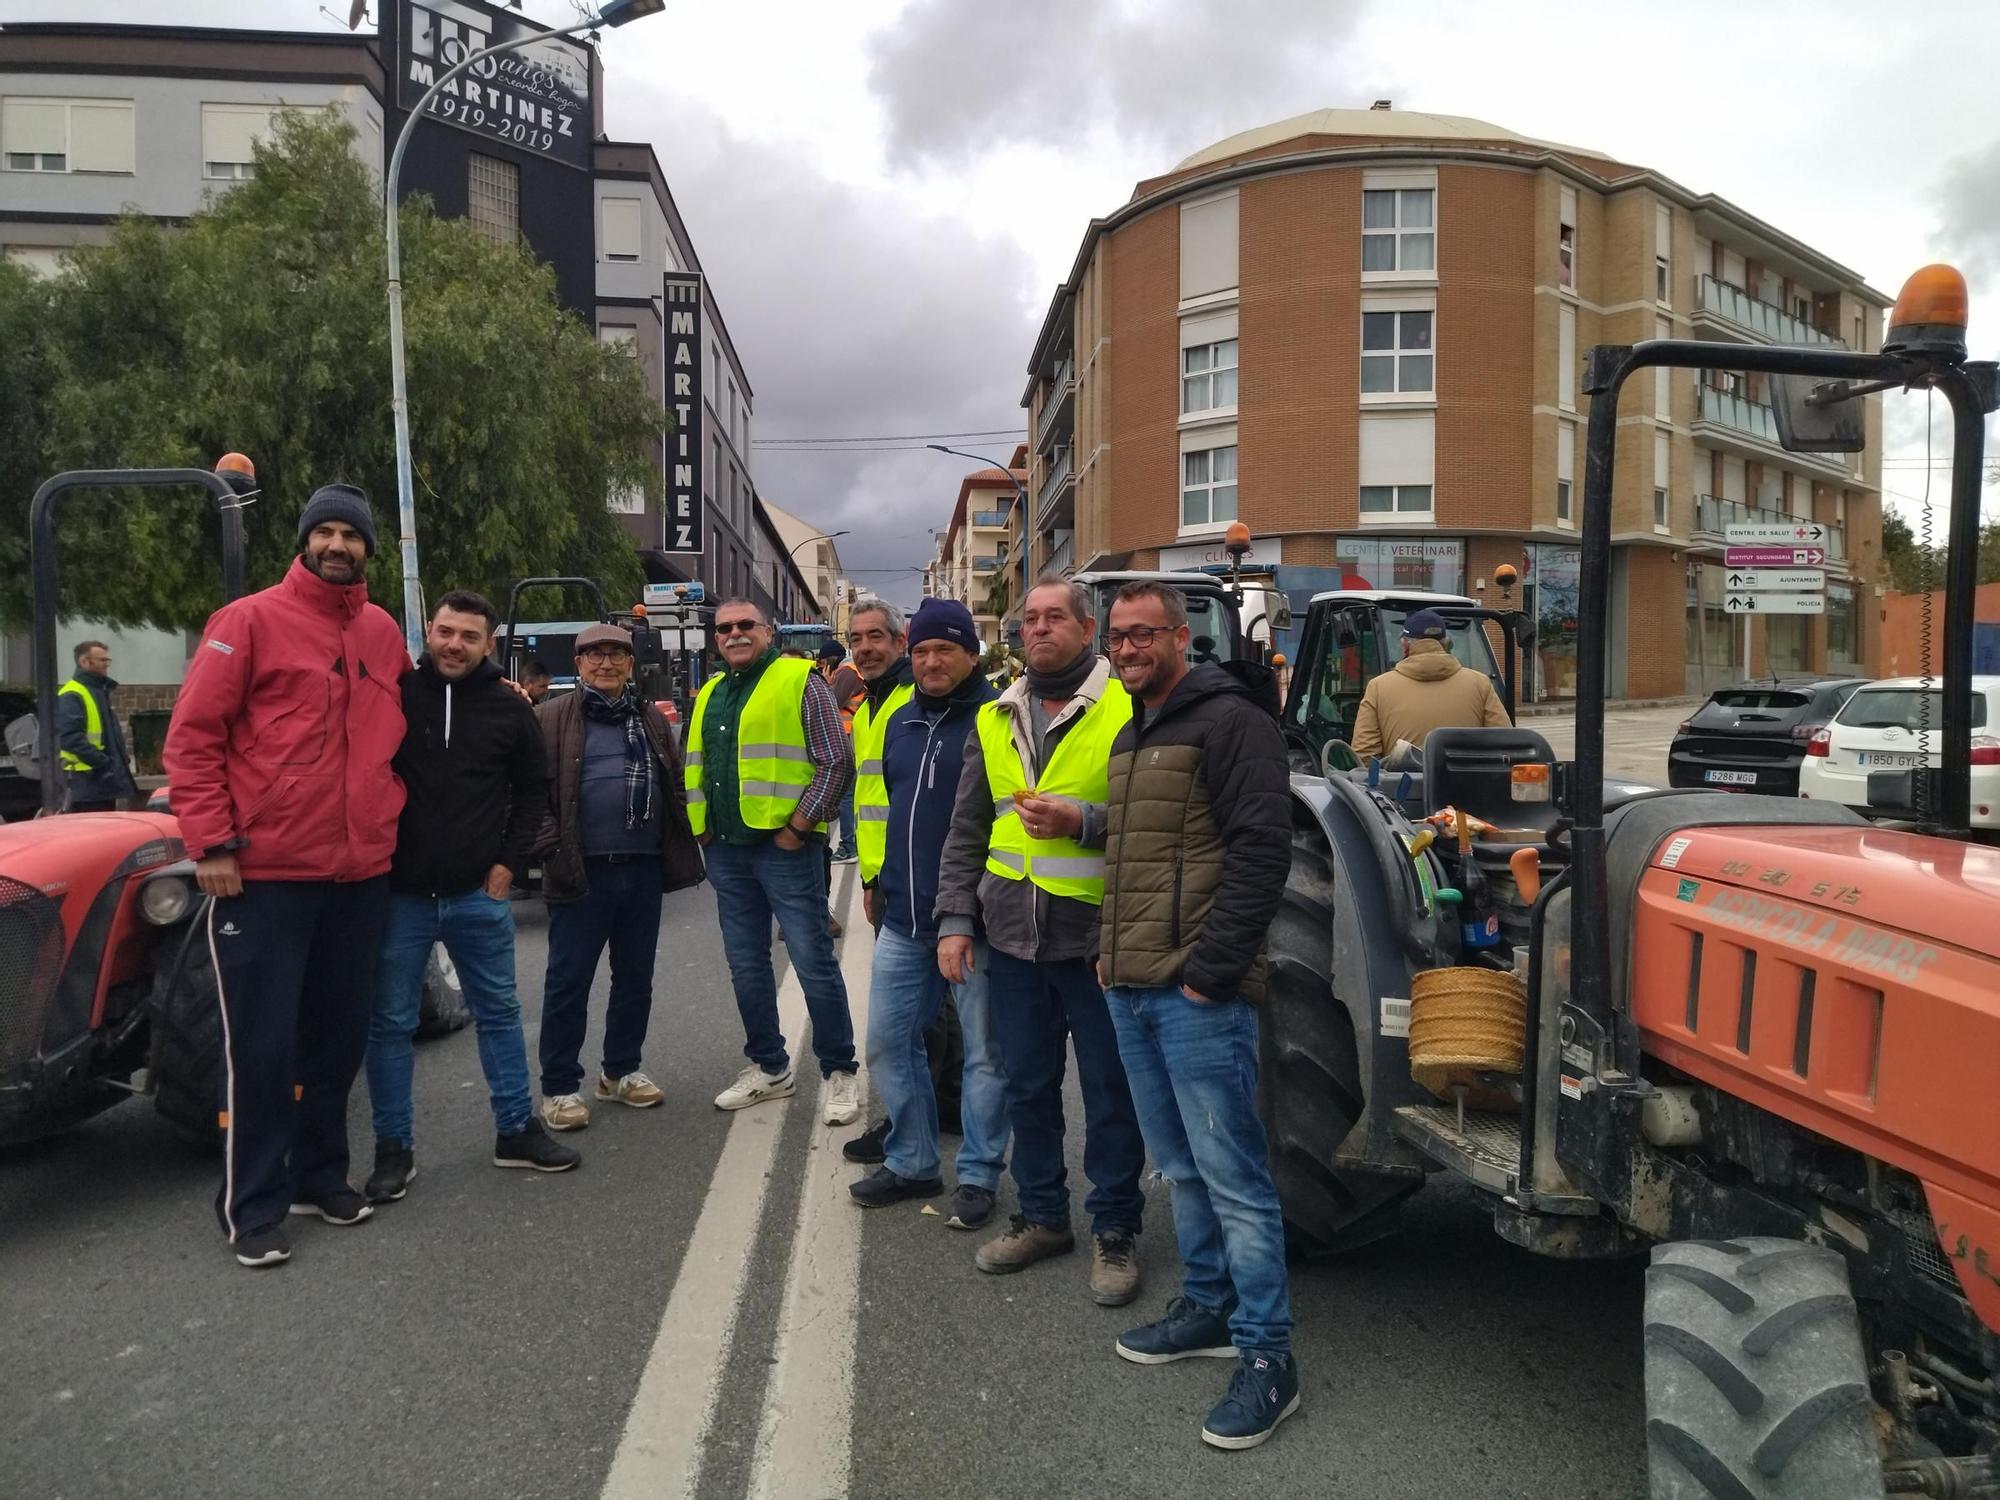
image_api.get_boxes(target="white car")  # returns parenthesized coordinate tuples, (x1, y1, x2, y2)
(1797, 674, 2000, 826)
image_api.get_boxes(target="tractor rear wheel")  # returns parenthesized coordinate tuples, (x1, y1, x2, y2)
(149, 924, 223, 1150)
(1644, 1237, 1883, 1499)
(1258, 819, 1417, 1255)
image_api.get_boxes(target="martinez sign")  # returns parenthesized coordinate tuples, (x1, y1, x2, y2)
(398, 0, 591, 172)
(663, 273, 705, 555)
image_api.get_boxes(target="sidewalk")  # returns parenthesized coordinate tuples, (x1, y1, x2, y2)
(1516, 694, 1699, 720)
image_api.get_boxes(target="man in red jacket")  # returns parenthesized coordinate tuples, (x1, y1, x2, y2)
(164, 484, 412, 1269)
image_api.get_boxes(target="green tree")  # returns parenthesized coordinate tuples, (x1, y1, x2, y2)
(0, 111, 654, 631)
(1880, 507, 2000, 593)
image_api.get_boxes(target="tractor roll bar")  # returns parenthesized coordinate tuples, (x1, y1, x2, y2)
(29, 469, 248, 815)
(1572, 339, 1997, 1075)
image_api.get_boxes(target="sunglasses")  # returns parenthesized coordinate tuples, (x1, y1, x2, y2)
(713, 620, 762, 637)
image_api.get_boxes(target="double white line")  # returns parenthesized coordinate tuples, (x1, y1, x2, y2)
(601, 875, 875, 1500)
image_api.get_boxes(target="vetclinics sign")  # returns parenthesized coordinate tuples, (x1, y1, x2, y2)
(397, 0, 592, 171)
(663, 273, 705, 555)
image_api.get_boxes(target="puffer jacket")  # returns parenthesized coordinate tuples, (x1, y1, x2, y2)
(164, 557, 411, 880)
(1348, 640, 1510, 761)
(1101, 663, 1291, 1003)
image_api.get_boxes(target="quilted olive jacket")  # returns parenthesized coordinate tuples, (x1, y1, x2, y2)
(1101, 663, 1290, 1003)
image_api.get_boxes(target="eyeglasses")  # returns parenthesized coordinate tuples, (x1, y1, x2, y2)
(1107, 625, 1176, 650)
(713, 621, 761, 637)
(579, 646, 632, 662)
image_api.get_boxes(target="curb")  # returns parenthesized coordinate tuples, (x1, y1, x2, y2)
(1516, 695, 1700, 719)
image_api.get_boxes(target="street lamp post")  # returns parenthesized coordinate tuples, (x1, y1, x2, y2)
(383, 0, 664, 654)
(788, 529, 848, 624)
(926, 443, 1030, 620)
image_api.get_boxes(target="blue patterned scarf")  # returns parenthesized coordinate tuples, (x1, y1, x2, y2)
(580, 683, 654, 829)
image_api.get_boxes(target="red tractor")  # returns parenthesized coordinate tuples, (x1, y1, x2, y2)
(0, 462, 463, 1150)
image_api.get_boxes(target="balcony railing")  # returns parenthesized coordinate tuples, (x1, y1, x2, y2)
(1693, 495, 1790, 537)
(1695, 274, 1844, 348)
(970, 555, 1002, 572)
(1697, 385, 1786, 445)
(1048, 533, 1075, 577)
(970, 509, 1010, 528)
(1036, 445, 1074, 514)
(1034, 360, 1076, 450)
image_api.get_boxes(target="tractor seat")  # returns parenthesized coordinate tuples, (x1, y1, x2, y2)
(1421, 726, 1559, 831)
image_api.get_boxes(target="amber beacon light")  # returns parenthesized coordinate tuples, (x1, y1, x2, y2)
(1883, 263, 1970, 359)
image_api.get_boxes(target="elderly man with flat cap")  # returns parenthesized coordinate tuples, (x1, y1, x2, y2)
(532, 621, 705, 1133)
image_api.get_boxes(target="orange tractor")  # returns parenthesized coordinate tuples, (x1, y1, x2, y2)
(1261, 266, 1999, 1497)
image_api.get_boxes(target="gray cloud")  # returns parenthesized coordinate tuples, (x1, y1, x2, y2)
(865, 0, 1377, 171)
(618, 90, 1039, 609)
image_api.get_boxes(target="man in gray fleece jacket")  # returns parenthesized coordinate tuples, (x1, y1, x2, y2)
(935, 578, 1146, 1308)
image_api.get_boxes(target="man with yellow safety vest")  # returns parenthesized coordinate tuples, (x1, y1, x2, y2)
(937, 578, 1147, 1307)
(690, 598, 862, 1126)
(57, 640, 137, 812)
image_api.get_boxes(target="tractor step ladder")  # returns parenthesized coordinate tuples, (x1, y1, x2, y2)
(1392, 1104, 1598, 1215)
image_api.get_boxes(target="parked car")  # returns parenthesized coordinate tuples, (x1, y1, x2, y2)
(1666, 676, 1867, 795)
(1798, 674, 2000, 827)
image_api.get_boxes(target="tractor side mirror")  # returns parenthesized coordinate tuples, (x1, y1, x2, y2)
(1769, 374, 1866, 454)
(5, 713, 37, 778)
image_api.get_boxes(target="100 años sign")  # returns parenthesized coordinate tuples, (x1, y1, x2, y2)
(399, 0, 591, 171)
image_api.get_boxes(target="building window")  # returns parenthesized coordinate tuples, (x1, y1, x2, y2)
(201, 103, 278, 180)
(1654, 315, 1672, 421)
(601, 196, 642, 262)
(1556, 421, 1575, 526)
(1558, 305, 1577, 413)
(1181, 445, 1238, 529)
(2, 97, 135, 174)
(1556, 479, 1572, 524)
(709, 436, 721, 500)
(599, 323, 637, 353)
(1558, 221, 1575, 289)
(1655, 203, 1672, 305)
(1656, 257, 1669, 302)
(608, 484, 645, 514)
(1362, 188, 1434, 274)
(1359, 484, 1432, 517)
(466, 153, 519, 244)
(1654, 487, 1669, 529)
(1182, 338, 1238, 413)
(1361, 309, 1433, 397)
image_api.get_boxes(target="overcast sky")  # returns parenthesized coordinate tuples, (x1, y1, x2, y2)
(9, 0, 2000, 606)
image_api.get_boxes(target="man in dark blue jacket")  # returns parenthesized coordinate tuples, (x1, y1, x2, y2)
(849, 599, 1008, 1227)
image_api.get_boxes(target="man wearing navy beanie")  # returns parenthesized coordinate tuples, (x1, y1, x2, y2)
(165, 477, 412, 1268)
(847, 598, 1010, 1228)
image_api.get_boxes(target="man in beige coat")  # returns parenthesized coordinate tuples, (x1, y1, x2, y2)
(1349, 609, 1510, 761)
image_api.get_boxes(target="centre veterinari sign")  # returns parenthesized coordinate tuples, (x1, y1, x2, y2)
(399, 0, 591, 171)
(663, 273, 706, 556)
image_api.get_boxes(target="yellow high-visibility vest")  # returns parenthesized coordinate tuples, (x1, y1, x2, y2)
(976, 681, 1131, 904)
(57, 678, 104, 773)
(852, 681, 915, 883)
(684, 657, 820, 836)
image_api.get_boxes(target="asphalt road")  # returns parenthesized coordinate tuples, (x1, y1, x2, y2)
(1533, 701, 1684, 786)
(2, 860, 1654, 1499)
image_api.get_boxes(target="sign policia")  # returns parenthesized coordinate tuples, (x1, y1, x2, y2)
(663, 272, 705, 555)
(398, 0, 591, 172)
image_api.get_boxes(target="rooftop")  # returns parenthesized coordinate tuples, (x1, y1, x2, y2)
(1169, 106, 1610, 176)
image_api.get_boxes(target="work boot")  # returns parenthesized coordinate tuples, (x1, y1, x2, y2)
(1090, 1232, 1141, 1306)
(1200, 1351, 1300, 1450)
(363, 1139, 416, 1203)
(975, 1214, 1075, 1275)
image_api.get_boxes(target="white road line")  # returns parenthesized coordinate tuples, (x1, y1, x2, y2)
(747, 878, 876, 1500)
(600, 873, 864, 1500)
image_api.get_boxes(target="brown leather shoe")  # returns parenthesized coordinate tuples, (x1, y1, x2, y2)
(1090, 1232, 1141, 1306)
(975, 1214, 1075, 1275)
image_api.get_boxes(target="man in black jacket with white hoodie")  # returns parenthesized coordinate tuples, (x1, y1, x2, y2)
(362, 591, 577, 1201)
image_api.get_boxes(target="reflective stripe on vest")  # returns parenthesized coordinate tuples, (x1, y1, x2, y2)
(57, 678, 103, 773)
(851, 682, 914, 882)
(976, 680, 1131, 905)
(683, 657, 820, 836)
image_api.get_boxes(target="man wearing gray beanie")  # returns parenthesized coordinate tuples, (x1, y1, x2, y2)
(165, 478, 413, 1269)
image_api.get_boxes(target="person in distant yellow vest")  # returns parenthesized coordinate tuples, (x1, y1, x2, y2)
(689, 598, 863, 1129)
(847, 602, 915, 895)
(934, 578, 1147, 1308)
(57, 640, 137, 812)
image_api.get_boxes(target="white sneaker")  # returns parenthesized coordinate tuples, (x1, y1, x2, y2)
(714, 1064, 795, 1112)
(823, 1070, 862, 1126)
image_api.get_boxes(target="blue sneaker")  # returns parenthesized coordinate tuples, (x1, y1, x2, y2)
(1116, 1296, 1237, 1365)
(1200, 1350, 1300, 1450)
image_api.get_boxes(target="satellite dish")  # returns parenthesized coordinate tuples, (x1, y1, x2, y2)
(5, 713, 39, 779)
(346, 0, 370, 29)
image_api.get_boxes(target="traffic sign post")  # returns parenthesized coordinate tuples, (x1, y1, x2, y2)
(1724, 591, 1825, 615)
(1721, 569, 1826, 592)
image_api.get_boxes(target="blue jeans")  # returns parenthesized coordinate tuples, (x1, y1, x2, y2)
(865, 925, 1009, 1187)
(539, 855, 663, 1095)
(706, 838, 856, 1077)
(834, 788, 857, 855)
(367, 889, 532, 1142)
(1105, 984, 1293, 1355)
(986, 949, 1144, 1236)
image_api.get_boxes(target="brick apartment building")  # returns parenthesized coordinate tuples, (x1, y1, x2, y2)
(1022, 106, 1887, 701)
(924, 447, 1028, 648)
